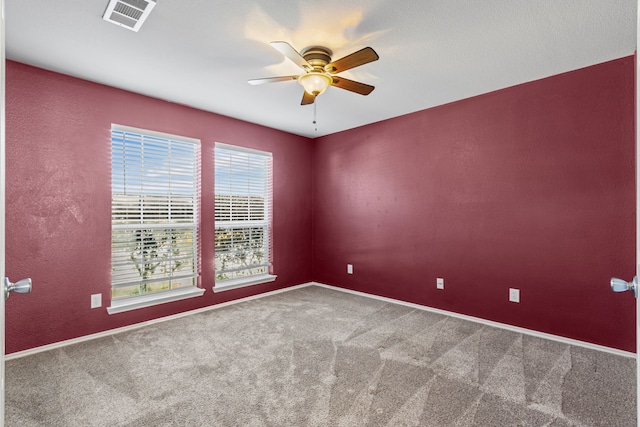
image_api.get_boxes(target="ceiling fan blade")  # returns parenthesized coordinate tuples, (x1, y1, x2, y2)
(248, 76, 298, 85)
(301, 91, 315, 105)
(271, 41, 311, 71)
(331, 77, 375, 95)
(325, 47, 379, 74)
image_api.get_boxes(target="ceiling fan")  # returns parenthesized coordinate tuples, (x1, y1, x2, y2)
(248, 41, 379, 105)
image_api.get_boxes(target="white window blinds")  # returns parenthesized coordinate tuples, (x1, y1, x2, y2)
(111, 125, 200, 300)
(214, 143, 273, 283)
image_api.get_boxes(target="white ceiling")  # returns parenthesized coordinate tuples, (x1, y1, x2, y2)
(5, 0, 637, 138)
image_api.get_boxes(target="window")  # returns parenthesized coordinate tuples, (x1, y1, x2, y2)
(214, 143, 275, 291)
(109, 125, 203, 313)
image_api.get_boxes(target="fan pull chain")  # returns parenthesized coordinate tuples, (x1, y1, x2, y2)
(313, 100, 318, 132)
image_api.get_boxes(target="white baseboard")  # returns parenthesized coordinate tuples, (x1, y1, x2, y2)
(5, 282, 314, 361)
(6, 281, 634, 360)
(311, 282, 636, 359)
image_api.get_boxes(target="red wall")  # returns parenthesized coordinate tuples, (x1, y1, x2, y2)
(5, 61, 313, 354)
(6, 56, 637, 354)
(312, 57, 636, 352)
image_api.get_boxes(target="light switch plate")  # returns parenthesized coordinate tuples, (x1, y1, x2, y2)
(91, 293, 102, 308)
(509, 288, 520, 303)
(347, 264, 353, 274)
(436, 278, 444, 290)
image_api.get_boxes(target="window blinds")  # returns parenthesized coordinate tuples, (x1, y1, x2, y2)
(214, 143, 273, 282)
(111, 126, 200, 299)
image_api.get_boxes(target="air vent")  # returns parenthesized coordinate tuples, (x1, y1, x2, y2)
(103, 0, 156, 32)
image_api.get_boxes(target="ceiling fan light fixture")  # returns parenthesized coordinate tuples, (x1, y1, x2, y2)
(298, 73, 332, 96)
(249, 42, 379, 106)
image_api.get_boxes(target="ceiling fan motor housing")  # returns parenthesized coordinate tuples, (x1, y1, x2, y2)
(301, 46, 333, 71)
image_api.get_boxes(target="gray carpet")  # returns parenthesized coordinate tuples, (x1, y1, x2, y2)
(5, 285, 637, 426)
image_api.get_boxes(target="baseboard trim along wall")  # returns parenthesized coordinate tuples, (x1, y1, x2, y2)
(5, 281, 635, 360)
(311, 282, 636, 359)
(5, 283, 311, 361)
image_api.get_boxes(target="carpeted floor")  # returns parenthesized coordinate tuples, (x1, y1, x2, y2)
(5, 285, 637, 426)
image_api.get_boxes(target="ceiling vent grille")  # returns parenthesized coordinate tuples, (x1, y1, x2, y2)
(103, 0, 156, 32)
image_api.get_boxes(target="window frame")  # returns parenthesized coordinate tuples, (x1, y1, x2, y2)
(214, 142, 276, 292)
(108, 124, 204, 314)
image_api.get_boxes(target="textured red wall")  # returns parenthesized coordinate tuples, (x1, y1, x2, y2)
(312, 57, 636, 352)
(5, 56, 637, 354)
(5, 61, 313, 354)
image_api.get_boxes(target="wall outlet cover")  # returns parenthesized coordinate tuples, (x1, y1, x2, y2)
(91, 293, 102, 308)
(509, 288, 520, 303)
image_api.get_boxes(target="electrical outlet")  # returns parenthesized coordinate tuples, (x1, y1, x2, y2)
(509, 288, 520, 303)
(436, 278, 444, 290)
(347, 264, 353, 274)
(91, 293, 102, 308)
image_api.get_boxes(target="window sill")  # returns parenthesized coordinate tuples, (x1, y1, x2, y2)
(213, 274, 277, 293)
(107, 287, 205, 314)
